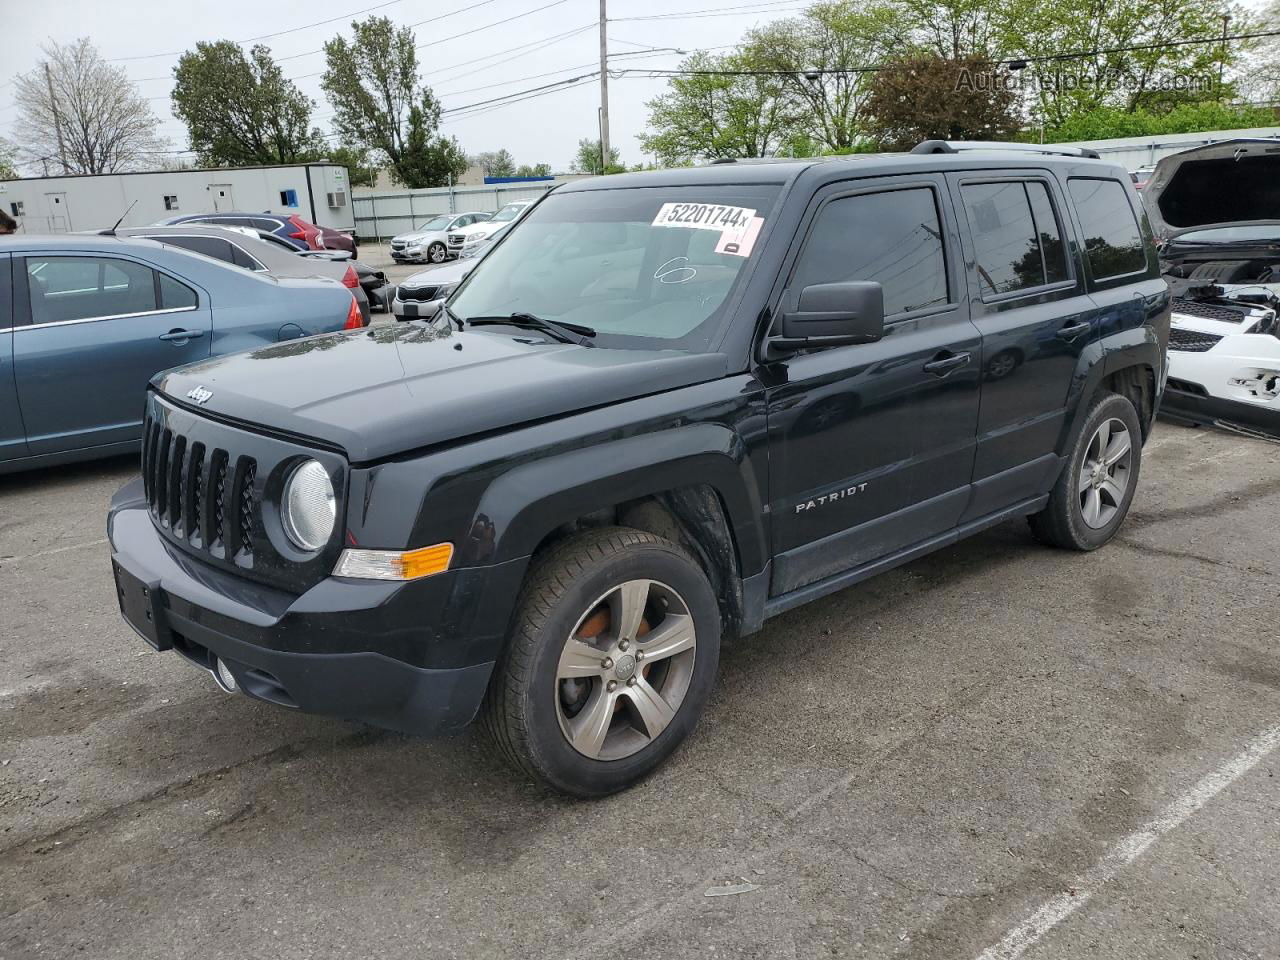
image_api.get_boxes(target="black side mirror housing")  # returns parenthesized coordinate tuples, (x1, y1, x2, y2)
(773, 281, 886, 351)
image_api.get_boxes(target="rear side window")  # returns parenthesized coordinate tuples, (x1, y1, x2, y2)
(1067, 178, 1147, 280)
(26, 256, 158, 324)
(792, 187, 948, 317)
(158, 273, 197, 310)
(960, 181, 1069, 297)
(229, 244, 260, 270)
(158, 235, 234, 264)
(0, 257, 11, 330)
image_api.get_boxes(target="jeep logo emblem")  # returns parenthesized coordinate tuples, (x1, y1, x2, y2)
(187, 385, 213, 405)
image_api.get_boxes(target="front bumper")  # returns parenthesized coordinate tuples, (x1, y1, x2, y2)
(107, 479, 524, 735)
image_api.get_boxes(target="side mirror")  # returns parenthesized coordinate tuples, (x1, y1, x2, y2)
(774, 281, 885, 350)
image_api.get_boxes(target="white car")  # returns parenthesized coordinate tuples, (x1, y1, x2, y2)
(1147, 139, 1280, 437)
(390, 211, 491, 264)
(446, 199, 535, 258)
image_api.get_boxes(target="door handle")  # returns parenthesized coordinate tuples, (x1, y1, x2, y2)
(1056, 321, 1091, 341)
(923, 352, 970, 376)
(159, 329, 205, 342)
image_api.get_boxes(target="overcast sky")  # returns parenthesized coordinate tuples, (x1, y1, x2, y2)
(0, 0, 808, 173)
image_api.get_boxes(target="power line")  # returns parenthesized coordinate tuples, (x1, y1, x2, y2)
(612, 1, 804, 22)
(274, 0, 506, 62)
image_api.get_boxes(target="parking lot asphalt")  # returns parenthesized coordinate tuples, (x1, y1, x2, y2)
(2, 421, 1279, 960)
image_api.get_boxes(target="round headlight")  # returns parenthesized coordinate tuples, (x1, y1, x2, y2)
(282, 459, 335, 552)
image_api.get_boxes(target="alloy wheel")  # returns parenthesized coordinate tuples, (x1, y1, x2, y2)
(1078, 417, 1132, 529)
(555, 579, 697, 761)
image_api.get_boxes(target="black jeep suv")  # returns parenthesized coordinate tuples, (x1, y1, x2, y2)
(109, 143, 1170, 796)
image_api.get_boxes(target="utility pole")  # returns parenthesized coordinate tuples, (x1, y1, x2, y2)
(1218, 13, 1231, 102)
(44, 63, 68, 175)
(598, 0, 610, 175)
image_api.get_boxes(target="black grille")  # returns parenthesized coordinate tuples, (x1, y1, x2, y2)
(143, 417, 256, 559)
(1167, 377, 1209, 396)
(1169, 327, 1224, 352)
(397, 283, 440, 304)
(1171, 297, 1250, 323)
(239, 461, 256, 557)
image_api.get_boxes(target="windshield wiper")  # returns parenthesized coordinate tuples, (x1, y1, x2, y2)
(465, 312, 596, 347)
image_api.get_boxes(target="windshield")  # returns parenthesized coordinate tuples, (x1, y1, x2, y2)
(414, 216, 452, 232)
(1172, 225, 1280, 245)
(450, 184, 779, 351)
(490, 203, 527, 223)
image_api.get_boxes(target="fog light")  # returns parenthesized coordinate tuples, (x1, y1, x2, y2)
(213, 657, 238, 693)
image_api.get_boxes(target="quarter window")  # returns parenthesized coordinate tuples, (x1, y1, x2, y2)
(791, 187, 949, 317)
(158, 273, 197, 309)
(25, 256, 158, 325)
(1067, 178, 1147, 280)
(961, 181, 1070, 296)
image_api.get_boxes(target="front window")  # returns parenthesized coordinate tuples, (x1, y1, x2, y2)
(450, 184, 779, 351)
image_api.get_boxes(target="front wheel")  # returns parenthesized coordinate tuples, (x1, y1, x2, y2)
(427, 241, 447, 264)
(1029, 390, 1142, 550)
(481, 528, 720, 797)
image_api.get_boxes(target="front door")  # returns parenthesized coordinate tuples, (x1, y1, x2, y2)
(764, 176, 982, 596)
(13, 254, 211, 455)
(211, 184, 235, 212)
(0, 255, 29, 463)
(945, 171, 1097, 520)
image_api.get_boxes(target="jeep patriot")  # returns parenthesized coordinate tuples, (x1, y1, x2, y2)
(109, 142, 1170, 796)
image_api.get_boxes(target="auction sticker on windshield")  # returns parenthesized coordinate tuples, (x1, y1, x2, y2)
(652, 202, 763, 258)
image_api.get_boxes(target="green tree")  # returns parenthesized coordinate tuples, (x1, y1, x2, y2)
(472, 149, 517, 177)
(514, 162, 552, 177)
(640, 51, 798, 165)
(322, 144, 377, 187)
(0, 140, 16, 179)
(745, 1, 908, 151)
(572, 138, 623, 175)
(321, 16, 467, 188)
(1011, 0, 1252, 125)
(173, 42, 325, 166)
(1042, 101, 1277, 141)
(864, 54, 1022, 150)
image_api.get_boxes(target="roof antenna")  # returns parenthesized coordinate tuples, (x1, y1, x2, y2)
(104, 199, 138, 236)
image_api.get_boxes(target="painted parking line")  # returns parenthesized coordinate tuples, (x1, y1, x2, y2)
(0, 537, 108, 565)
(975, 722, 1280, 960)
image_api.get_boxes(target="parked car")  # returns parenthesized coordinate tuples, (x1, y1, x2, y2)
(1146, 139, 1280, 436)
(391, 221, 517, 320)
(1130, 166, 1156, 190)
(389, 211, 490, 264)
(158, 211, 357, 257)
(232, 227, 388, 310)
(110, 225, 371, 323)
(108, 143, 1169, 796)
(448, 201, 532, 258)
(0, 234, 366, 474)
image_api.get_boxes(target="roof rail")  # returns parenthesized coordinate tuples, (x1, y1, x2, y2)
(910, 139, 1102, 160)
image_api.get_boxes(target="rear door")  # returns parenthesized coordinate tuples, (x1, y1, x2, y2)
(0, 255, 29, 463)
(13, 254, 212, 455)
(764, 175, 983, 596)
(946, 171, 1097, 519)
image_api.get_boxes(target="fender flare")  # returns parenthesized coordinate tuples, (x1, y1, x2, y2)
(468, 422, 767, 575)
(1059, 330, 1163, 454)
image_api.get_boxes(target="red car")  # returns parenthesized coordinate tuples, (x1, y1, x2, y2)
(161, 211, 357, 256)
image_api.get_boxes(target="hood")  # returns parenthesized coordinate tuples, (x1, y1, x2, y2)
(152, 324, 728, 462)
(1146, 139, 1280, 240)
(391, 229, 442, 243)
(400, 260, 473, 287)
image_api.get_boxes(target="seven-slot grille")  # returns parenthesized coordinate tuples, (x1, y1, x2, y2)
(1168, 327, 1224, 352)
(142, 417, 256, 558)
(1171, 297, 1250, 323)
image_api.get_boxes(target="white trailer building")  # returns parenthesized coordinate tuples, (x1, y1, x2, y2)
(0, 162, 356, 236)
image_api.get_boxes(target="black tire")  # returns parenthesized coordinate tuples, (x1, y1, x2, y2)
(427, 241, 447, 264)
(481, 527, 720, 797)
(1028, 390, 1142, 550)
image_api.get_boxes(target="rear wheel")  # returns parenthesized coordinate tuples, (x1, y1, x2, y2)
(1029, 391, 1142, 550)
(481, 528, 720, 797)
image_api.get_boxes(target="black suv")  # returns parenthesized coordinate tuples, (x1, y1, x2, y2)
(109, 143, 1170, 796)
